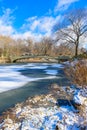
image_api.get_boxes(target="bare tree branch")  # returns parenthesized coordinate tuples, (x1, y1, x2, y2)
(55, 8, 87, 57)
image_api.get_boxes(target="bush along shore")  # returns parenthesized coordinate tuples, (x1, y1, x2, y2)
(0, 60, 87, 130)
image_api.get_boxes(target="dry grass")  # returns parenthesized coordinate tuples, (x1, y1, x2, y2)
(64, 60, 87, 129)
(64, 60, 87, 88)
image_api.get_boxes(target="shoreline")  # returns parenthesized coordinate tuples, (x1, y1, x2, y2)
(0, 61, 59, 65)
(0, 84, 73, 124)
(0, 63, 65, 115)
(0, 84, 86, 130)
(1, 61, 86, 129)
(0, 56, 59, 64)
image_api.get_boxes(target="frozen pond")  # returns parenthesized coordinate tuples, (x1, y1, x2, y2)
(0, 63, 69, 113)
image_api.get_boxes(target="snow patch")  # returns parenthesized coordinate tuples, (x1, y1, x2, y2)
(44, 69, 58, 75)
(73, 89, 87, 105)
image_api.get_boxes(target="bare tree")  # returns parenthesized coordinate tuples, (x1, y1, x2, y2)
(25, 38, 34, 55)
(40, 37, 54, 56)
(56, 43, 74, 56)
(55, 9, 87, 57)
(33, 37, 54, 56)
(0, 35, 13, 57)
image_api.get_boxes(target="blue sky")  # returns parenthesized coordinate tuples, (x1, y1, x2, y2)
(0, 0, 87, 40)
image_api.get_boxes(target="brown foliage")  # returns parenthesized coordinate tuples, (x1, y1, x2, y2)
(65, 60, 87, 87)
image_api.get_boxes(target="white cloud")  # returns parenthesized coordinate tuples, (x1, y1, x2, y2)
(26, 16, 37, 22)
(0, 8, 15, 25)
(0, 22, 14, 35)
(22, 15, 61, 37)
(80, 36, 87, 48)
(0, 7, 60, 40)
(30, 20, 40, 31)
(12, 15, 61, 41)
(54, 0, 79, 12)
(12, 31, 43, 41)
(0, 8, 15, 36)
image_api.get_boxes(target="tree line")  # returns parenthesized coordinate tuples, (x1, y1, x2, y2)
(0, 8, 87, 58)
(0, 35, 74, 58)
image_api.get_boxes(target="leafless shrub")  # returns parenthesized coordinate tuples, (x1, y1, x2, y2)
(64, 60, 87, 88)
(65, 60, 87, 128)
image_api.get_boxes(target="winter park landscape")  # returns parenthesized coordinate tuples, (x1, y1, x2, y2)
(0, 0, 87, 130)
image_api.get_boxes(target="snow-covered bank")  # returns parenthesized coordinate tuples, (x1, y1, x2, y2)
(0, 85, 87, 130)
(0, 61, 86, 130)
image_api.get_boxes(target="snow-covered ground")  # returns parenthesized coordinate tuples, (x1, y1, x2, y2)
(0, 85, 86, 130)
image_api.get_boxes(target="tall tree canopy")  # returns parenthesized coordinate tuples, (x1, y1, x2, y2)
(55, 9, 87, 57)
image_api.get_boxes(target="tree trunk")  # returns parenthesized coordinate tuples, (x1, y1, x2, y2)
(75, 44, 78, 57)
(75, 38, 79, 57)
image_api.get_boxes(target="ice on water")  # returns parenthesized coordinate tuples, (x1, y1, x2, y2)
(0, 63, 61, 93)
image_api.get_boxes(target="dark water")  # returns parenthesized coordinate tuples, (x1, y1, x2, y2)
(0, 63, 70, 114)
